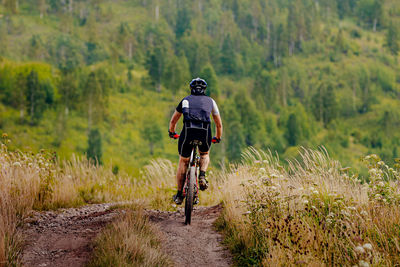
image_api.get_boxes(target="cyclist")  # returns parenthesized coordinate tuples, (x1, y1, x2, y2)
(168, 78, 223, 205)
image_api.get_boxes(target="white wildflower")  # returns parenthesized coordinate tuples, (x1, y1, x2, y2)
(355, 246, 365, 254)
(327, 212, 335, 218)
(259, 168, 266, 174)
(309, 186, 315, 191)
(313, 190, 319, 194)
(13, 162, 21, 167)
(269, 186, 277, 191)
(341, 210, 350, 217)
(311, 205, 317, 210)
(243, 211, 251, 215)
(303, 200, 309, 205)
(365, 155, 371, 160)
(358, 260, 370, 267)
(377, 181, 385, 187)
(347, 206, 356, 211)
(363, 243, 372, 251)
(360, 210, 368, 216)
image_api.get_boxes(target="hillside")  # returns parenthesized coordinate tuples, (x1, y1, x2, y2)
(0, 0, 399, 175)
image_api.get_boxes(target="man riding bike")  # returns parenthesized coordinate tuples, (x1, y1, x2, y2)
(168, 78, 223, 205)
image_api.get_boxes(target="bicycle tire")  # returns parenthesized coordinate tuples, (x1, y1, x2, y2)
(184, 166, 196, 225)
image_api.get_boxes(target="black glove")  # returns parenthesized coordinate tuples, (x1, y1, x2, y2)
(211, 137, 221, 144)
(169, 130, 180, 139)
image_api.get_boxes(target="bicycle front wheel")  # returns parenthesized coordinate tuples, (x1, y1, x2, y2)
(184, 166, 196, 225)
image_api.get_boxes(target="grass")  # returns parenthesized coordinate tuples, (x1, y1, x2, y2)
(4, 128, 400, 266)
(0, 134, 180, 266)
(87, 209, 172, 267)
(215, 147, 400, 266)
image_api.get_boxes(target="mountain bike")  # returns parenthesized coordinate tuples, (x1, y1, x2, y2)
(181, 140, 201, 225)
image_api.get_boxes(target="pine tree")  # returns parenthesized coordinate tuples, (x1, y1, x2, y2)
(386, 21, 399, 55)
(224, 103, 245, 162)
(26, 70, 46, 125)
(199, 64, 219, 98)
(285, 113, 300, 146)
(220, 34, 236, 74)
(87, 128, 102, 164)
(142, 121, 163, 155)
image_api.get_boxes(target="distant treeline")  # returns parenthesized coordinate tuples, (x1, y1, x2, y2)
(0, 0, 399, 170)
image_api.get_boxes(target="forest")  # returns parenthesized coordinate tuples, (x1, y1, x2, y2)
(0, 0, 399, 175)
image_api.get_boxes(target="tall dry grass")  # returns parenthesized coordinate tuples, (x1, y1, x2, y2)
(0, 135, 179, 266)
(216, 147, 400, 266)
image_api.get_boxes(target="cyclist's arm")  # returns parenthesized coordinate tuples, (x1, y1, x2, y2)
(212, 114, 223, 139)
(169, 110, 182, 133)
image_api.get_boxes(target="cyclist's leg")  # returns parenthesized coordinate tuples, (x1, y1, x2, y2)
(198, 126, 212, 190)
(198, 125, 212, 172)
(199, 151, 210, 172)
(176, 156, 190, 192)
(174, 126, 193, 203)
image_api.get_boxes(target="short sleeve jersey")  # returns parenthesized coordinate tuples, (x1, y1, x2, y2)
(176, 95, 219, 123)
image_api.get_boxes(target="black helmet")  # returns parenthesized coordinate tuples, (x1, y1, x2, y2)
(190, 77, 207, 95)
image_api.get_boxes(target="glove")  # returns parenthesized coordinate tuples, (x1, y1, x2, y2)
(211, 137, 221, 144)
(169, 131, 180, 139)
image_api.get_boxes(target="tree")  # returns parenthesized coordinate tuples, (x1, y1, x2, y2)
(312, 83, 338, 126)
(199, 64, 219, 98)
(357, 0, 384, 31)
(82, 71, 108, 130)
(146, 47, 164, 91)
(224, 103, 246, 162)
(234, 92, 261, 146)
(87, 128, 102, 164)
(28, 35, 47, 60)
(26, 70, 47, 125)
(285, 113, 300, 146)
(220, 34, 236, 74)
(163, 54, 190, 93)
(4, 0, 18, 14)
(142, 121, 163, 155)
(385, 21, 399, 55)
(175, 5, 191, 38)
(253, 70, 277, 110)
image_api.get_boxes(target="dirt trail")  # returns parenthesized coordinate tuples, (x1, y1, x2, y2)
(147, 205, 232, 267)
(21, 203, 123, 267)
(21, 204, 232, 267)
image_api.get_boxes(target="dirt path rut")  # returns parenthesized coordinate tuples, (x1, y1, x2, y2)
(148, 205, 232, 267)
(21, 203, 123, 267)
(21, 204, 232, 267)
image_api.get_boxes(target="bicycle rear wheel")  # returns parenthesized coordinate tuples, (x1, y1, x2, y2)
(184, 166, 196, 225)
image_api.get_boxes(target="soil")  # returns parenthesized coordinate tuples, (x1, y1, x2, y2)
(147, 204, 232, 267)
(21, 203, 232, 267)
(21, 203, 123, 267)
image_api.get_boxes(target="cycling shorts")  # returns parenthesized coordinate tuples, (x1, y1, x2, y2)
(178, 124, 212, 158)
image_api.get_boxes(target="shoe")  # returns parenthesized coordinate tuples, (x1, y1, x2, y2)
(173, 193, 184, 205)
(194, 196, 199, 205)
(199, 172, 209, 191)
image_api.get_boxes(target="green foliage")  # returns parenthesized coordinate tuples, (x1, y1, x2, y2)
(0, 0, 399, 173)
(87, 128, 102, 164)
(385, 21, 399, 55)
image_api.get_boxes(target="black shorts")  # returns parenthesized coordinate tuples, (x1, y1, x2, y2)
(178, 125, 212, 158)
